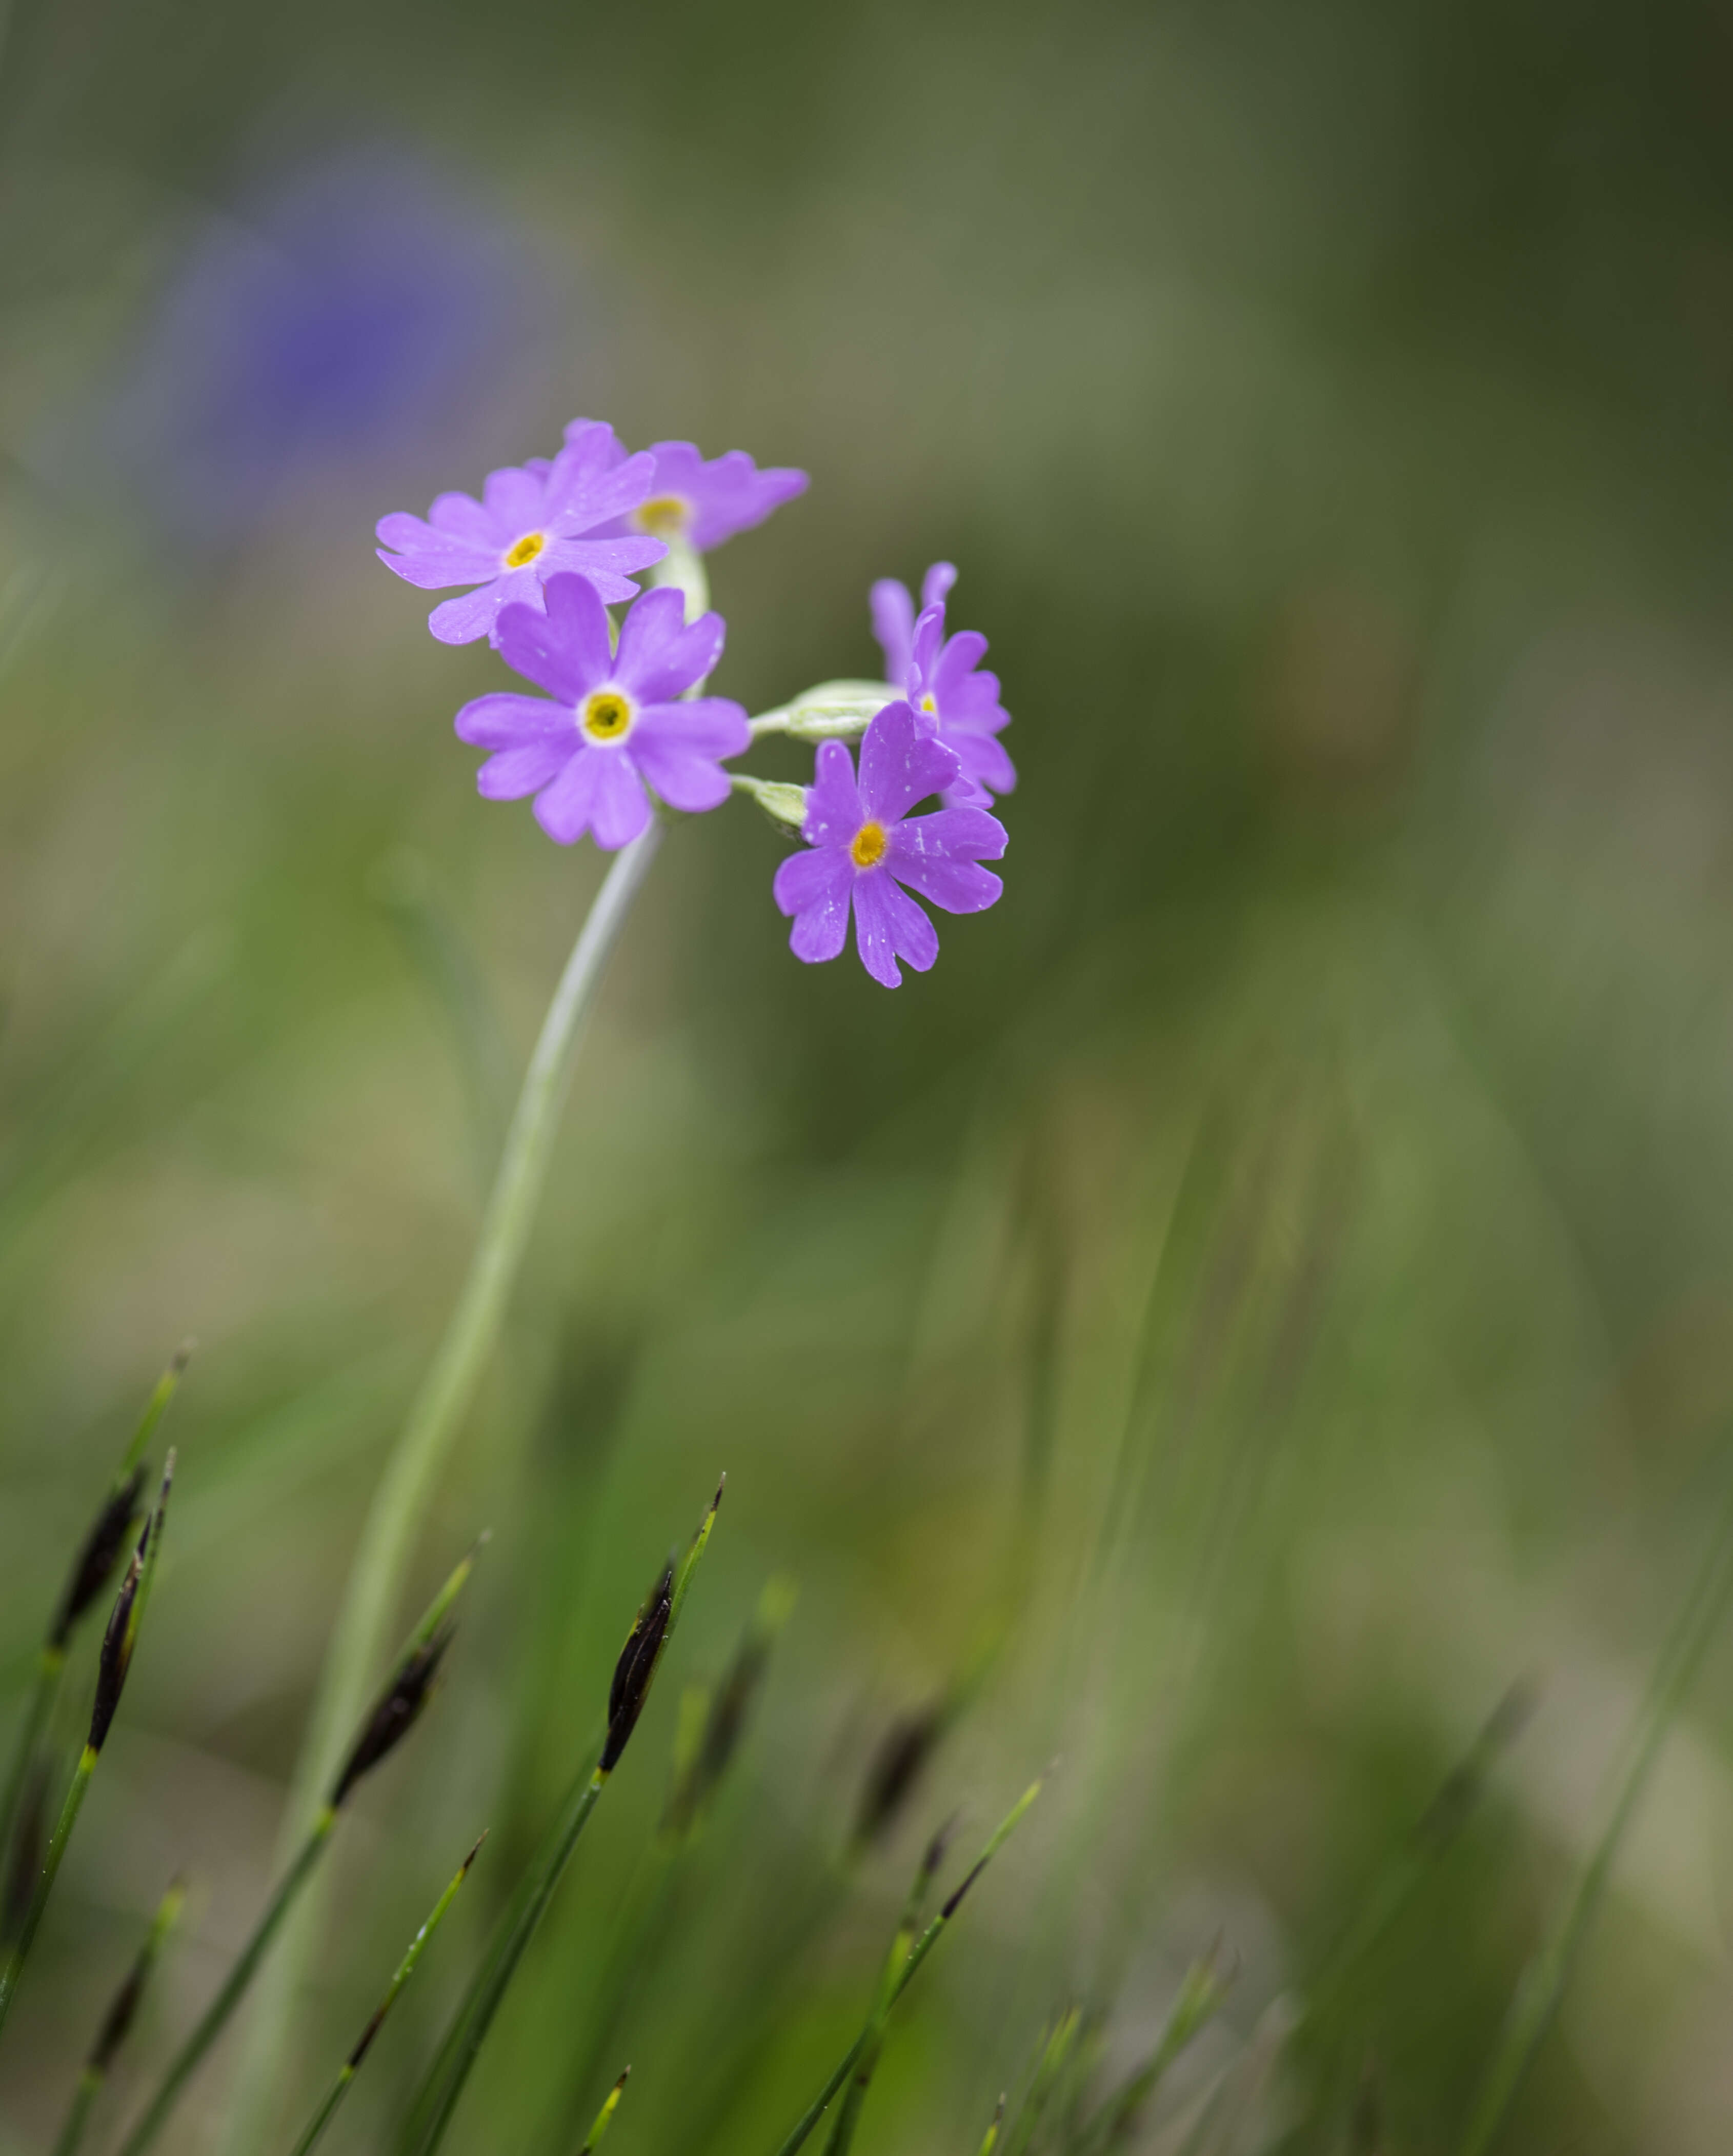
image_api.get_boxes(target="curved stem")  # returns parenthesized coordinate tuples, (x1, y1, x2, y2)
(220, 824, 664, 2152)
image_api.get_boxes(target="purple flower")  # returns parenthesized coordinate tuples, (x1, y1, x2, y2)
(772, 701, 1007, 989)
(454, 574, 750, 850)
(376, 420, 668, 645)
(870, 562, 1015, 809)
(587, 432, 809, 551)
(73, 146, 556, 548)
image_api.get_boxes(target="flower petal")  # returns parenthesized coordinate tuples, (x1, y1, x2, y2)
(481, 464, 546, 534)
(946, 728, 1016, 798)
(934, 629, 989, 699)
(857, 701, 960, 823)
(630, 699, 751, 811)
(455, 691, 573, 750)
(477, 741, 574, 799)
(428, 580, 512, 644)
(911, 603, 946, 684)
(852, 871, 937, 988)
(532, 745, 651, 849)
(920, 561, 958, 611)
(545, 435, 659, 531)
(801, 739, 865, 847)
(894, 804, 1007, 862)
(535, 535, 667, 602)
(497, 573, 611, 700)
(886, 844, 1003, 914)
(870, 579, 916, 688)
(612, 588, 726, 701)
(375, 523, 498, 588)
(427, 492, 503, 547)
(773, 847, 853, 962)
(646, 696, 750, 758)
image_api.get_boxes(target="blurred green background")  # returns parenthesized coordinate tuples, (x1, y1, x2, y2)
(6, 0, 1733, 2149)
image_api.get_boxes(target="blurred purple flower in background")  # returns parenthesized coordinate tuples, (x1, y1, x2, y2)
(85, 146, 561, 545)
(773, 700, 1007, 989)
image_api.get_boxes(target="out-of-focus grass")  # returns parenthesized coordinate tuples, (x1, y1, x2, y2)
(4, 1, 1733, 2152)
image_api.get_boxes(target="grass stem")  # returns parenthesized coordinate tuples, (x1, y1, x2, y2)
(50, 1876, 186, 2156)
(1458, 1458, 1733, 2154)
(768, 1778, 1043, 2156)
(283, 1835, 482, 2156)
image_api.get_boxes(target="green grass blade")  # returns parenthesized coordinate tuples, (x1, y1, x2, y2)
(1459, 1464, 1733, 2154)
(283, 1833, 483, 2156)
(577, 2068, 631, 2154)
(120, 1541, 477, 2156)
(0, 1350, 188, 1876)
(769, 1776, 1044, 2156)
(399, 1483, 721, 2156)
(51, 1875, 186, 2156)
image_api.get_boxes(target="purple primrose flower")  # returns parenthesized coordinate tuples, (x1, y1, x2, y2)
(377, 420, 668, 646)
(455, 573, 750, 850)
(871, 562, 1015, 810)
(588, 432, 809, 551)
(773, 701, 1007, 989)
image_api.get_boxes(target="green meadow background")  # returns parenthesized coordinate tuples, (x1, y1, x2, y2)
(5, 0, 1733, 2150)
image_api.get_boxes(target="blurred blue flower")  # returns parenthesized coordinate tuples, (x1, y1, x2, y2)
(95, 146, 557, 545)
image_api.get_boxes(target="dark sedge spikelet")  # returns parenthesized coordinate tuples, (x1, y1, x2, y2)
(854, 1703, 943, 1846)
(52, 1466, 148, 1651)
(602, 1565, 673, 1772)
(88, 1532, 148, 1755)
(330, 1625, 455, 1809)
(91, 1879, 186, 2073)
(662, 1604, 782, 1836)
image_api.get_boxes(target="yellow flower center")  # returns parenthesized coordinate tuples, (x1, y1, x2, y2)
(503, 531, 546, 568)
(581, 691, 633, 742)
(635, 495, 691, 537)
(919, 692, 937, 714)
(850, 821, 888, 869)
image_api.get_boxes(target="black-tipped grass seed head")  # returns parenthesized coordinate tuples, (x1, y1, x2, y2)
(331, 1624, 455, 1809)
(53, 1464, 149, 1652)
(88, 1524, 149, 1755)
(854, 1702, 944, 1846)
(602, 1564, 673, 1773)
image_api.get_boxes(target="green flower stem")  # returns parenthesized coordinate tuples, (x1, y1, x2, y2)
(117, 1814, 336, 2156)
(224, 820, 664, 2149)
(0, 1745, 95, 2037)
(650, 534, 710, 623)
(284, 1836, 481, 2156)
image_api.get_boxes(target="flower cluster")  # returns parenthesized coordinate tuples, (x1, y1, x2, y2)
(377, 421, 1014, 986)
